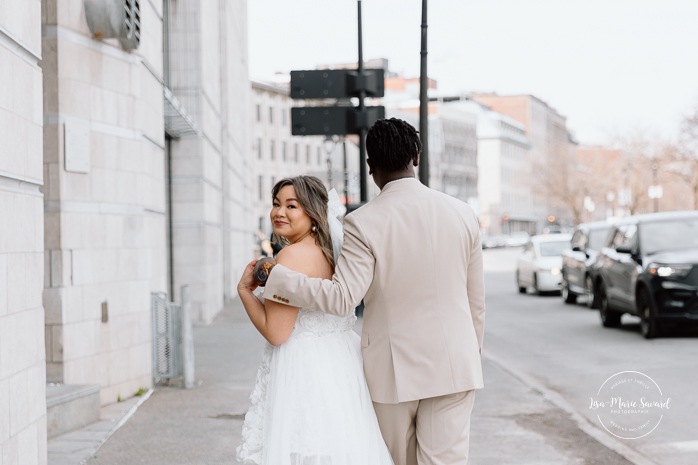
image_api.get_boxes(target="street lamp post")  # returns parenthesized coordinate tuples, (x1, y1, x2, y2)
(649, 162, 663, 213)
(324, 136, 338, 189)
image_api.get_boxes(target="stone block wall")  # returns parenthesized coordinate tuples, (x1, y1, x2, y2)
(0, 1, 47, 463)
(168, 0, 254, 323)
(41, 0, 166, 404)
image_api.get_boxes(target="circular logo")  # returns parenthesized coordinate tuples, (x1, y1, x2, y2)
(589, 371, 671, 439)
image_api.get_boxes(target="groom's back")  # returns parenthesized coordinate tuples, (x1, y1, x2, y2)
(349, 178, 484, 404)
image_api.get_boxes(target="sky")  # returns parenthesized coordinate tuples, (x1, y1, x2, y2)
(248, 0, 698, 146)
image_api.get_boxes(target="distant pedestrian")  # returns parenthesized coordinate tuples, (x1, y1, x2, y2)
(236, 176, 393, 464)
(264, 118, 486, 465)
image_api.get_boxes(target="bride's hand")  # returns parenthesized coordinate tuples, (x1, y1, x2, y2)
(237, 259, 260, 294)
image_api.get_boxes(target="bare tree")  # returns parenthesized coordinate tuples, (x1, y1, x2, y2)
(531, 144, 589, 224)
(666, 104, 698, 209)
(610, 128, 665, 215)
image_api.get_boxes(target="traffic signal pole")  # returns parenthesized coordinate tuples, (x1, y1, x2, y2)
(419, 0, 429, 186)
(358, 0, 368, 202)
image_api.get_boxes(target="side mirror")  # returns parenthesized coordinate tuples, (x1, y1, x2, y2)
(615, 245, 633, 255)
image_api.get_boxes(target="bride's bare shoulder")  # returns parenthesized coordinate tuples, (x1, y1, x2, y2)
(275, 243, 329, 277)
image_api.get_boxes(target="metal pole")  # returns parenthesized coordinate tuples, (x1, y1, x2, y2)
(180, 285, 195, 389)
(358, 0, 368, 202)
(419, 0, 429, 186)
(343, 139, 349, 208)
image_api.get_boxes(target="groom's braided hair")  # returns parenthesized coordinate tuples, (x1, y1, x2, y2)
(366, 118, 422, 172)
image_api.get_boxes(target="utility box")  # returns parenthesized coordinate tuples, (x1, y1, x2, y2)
(83, 0, 141, 51)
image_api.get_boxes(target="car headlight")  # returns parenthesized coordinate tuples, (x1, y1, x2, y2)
(538, 267, 561, 275)
(647, 263, 692, 278)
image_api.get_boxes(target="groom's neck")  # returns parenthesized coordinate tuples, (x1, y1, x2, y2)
(378, 168, 416, 190)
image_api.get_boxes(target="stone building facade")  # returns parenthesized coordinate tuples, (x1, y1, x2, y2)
(1, 1, 252, 463)
(167, 0, 252, 324)
(42, 0, 167, 406)
(0, 2, 47, 463)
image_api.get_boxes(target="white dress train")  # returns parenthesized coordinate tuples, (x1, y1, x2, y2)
(236, 308, 394, 465)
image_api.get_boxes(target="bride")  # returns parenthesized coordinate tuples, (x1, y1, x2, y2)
(236, 175, 393, 465)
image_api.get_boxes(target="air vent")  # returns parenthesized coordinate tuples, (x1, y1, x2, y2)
(83, 0, 141, 51)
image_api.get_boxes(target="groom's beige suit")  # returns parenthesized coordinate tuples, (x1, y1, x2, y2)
(264, 178, 485, 465)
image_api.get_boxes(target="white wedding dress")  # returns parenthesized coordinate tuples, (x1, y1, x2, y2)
(236, 307, 394, 465)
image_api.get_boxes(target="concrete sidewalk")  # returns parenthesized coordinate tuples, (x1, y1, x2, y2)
(49, 299, 640, 465)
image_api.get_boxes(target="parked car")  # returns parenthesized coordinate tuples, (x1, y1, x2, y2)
(561, 221, 613, 306)
(516, 234, 572, 294)
(482, 233, 508, 249)
(594, 211, 698, 338)
(506, 231, 531, 248)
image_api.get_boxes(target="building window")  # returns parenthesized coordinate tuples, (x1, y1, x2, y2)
(306, 145, 311, 164)
(256, 104, 261, 122)
(269, 107, 274, 124)
(258, 175, 263, 200)
(271, 176, 276, 191)
(317, 147, 321, 166)
(257, 138, 263, 159)
(281, 109, 287, 126)
(270, 140, 275, 160)
(282, 142, 287, 161)
(294, 143, 299, 162)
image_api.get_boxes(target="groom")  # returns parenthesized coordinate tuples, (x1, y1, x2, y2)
(265, 118, 485, 465)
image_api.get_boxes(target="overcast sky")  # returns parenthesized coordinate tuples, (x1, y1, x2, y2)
(248, 0, 698, 145)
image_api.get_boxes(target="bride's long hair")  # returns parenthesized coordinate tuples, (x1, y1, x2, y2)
(271, 176, 335, 270)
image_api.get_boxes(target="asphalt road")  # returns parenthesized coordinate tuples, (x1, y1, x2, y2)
(483, 247, 698, 465)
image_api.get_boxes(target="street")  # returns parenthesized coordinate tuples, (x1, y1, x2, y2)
(57, 246, 698, 465)
(483, 247, 698, 465)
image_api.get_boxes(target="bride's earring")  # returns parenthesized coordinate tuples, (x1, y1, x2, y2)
(311, 225, 317, 233)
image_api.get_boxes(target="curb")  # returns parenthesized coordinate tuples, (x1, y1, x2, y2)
(48, 388, 155, 465)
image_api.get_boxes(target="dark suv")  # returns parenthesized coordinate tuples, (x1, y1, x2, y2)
(594, 211, 698, 338)
(561, 221, 612, 307)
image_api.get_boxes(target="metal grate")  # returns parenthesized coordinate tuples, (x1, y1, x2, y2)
(124, 0, 141, 43)
(151, 292, 182, 381)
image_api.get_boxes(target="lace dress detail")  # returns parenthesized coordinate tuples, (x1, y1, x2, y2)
(236, 344, 273, 463)
(236, 309, 392, 465)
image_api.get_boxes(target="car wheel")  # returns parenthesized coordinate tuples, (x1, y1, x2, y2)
(516, 271, 526, 294)
(599, 283, 622, 328)
(639, 289, 662, 339)
(562, 277, 576, 304)
(585, 275, 598, 309)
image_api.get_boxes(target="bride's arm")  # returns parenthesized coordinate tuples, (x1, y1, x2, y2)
(237, 248, 308, 346)
(264, 214, 374, 316)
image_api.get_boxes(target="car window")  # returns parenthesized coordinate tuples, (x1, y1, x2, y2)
(588, 226, 611, 250)
(539, 240, 571, 257)
(640, 218, 698, 254)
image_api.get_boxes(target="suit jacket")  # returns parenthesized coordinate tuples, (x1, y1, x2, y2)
(264, 178, 485, 404)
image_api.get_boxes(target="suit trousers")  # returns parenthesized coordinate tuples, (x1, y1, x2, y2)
(373, 390, 476, 465)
